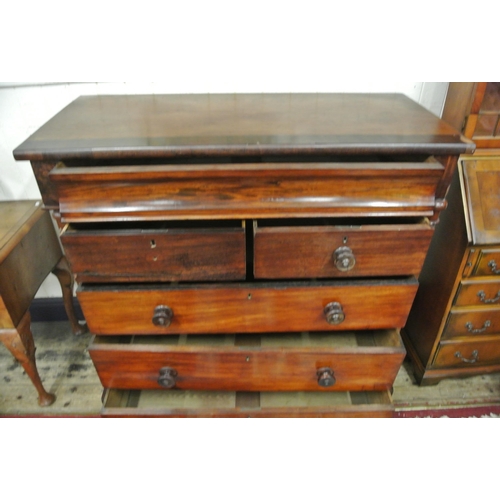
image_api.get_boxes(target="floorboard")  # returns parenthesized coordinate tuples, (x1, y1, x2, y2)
(1, 321, 500, 416)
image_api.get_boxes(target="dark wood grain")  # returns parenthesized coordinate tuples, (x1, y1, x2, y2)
(49, 161, 444, 221)
(62, 225, 246, 282)
(77, 279, 418, 335)
(15, 94, 473, 217)
(14, 94, 472, 162)
(254, 220, 433, 279)
(88, 330, 405, 392)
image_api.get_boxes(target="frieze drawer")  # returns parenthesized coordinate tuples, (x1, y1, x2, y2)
(49, 160, 444, 222)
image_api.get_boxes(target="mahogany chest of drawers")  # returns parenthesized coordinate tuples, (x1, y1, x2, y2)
(13, 93, 472, 416)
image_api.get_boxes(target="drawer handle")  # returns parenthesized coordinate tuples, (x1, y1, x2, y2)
(488, 260, 500, 275)
(477, 290, 500, 304)
(333, 246, 356, 272)
(158, 367, 178, 388)
(465, 320, 491, 334)
(324, 302, 345, 325)
(152, 305, 173, 327)
(317, 367, 336, 387)
(454, 350, 479, 364)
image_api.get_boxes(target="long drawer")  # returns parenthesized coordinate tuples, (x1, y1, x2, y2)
(254, 219, 433, 278)
(61, 221, 246, 282)
(101, 388, 394, 417)
(49, 161, 444, 221)
(88, 329, 405, 392)
(78, 279, 419, 335)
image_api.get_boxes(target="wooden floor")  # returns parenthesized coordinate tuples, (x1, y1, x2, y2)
(1, 321, 500, 416)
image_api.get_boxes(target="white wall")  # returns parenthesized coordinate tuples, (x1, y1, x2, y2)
(0, 82, 449, 298)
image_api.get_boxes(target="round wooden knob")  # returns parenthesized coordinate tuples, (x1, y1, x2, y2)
(333, 246, 356, 271)
(158, 367, 178, 388)
(324, 302, 345, 325)
(152, 305, 173, 327)
(317, 367, 336, 387)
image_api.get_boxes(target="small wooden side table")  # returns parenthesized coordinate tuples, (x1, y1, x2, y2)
(0, 200, 86, 406)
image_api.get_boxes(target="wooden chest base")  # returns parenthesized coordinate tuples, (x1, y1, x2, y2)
(101, 388, 394, 418)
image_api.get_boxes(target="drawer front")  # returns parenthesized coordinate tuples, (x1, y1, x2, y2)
(254, 221, 433, 279)
(88, 330, 405, 392)
(454, 280, 500, 307)
(61, 224, 246, 282)
(433, 338, 500, 368)
(473, 249, 500, 277)
(101, 389, 394, 417)
(50, 161, 443, 221)
(442, 308, 500, 339)
(78, 279, 419, 335)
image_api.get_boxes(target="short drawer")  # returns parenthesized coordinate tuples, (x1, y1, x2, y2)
(433, 337, 500, 369)
(78, 278, 418, 335)
(472, 249, 500, 277)
(454, 279, 500, 307)
(88, 329, 405, 392)
(442, 308, 500, 339)
(253, 219, 433, 278)
(101, 388, 394, 417)
(61, 221, 246, 282)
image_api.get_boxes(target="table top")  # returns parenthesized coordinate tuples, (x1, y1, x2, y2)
(0, 201, 42, 263)
(13, 93, 474, 161)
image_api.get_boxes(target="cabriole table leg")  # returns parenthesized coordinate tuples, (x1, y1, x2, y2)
(0, 310, 56, 407)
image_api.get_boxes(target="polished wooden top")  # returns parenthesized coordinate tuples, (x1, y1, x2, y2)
(0, 201, 42, 263)
(13, 94, 474, 161)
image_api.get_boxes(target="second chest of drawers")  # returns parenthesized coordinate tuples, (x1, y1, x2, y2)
(403, 157, 500, 384)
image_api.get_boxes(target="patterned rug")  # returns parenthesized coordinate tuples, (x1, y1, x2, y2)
(395, 405, 500, 418)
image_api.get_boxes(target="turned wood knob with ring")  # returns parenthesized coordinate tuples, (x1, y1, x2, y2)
(158, 367, 178, 388)
(333, 246, 356, 272)
(324, 302, 345, 325)
(317, 367, 336, 387)
(152, 305, 173, 327)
